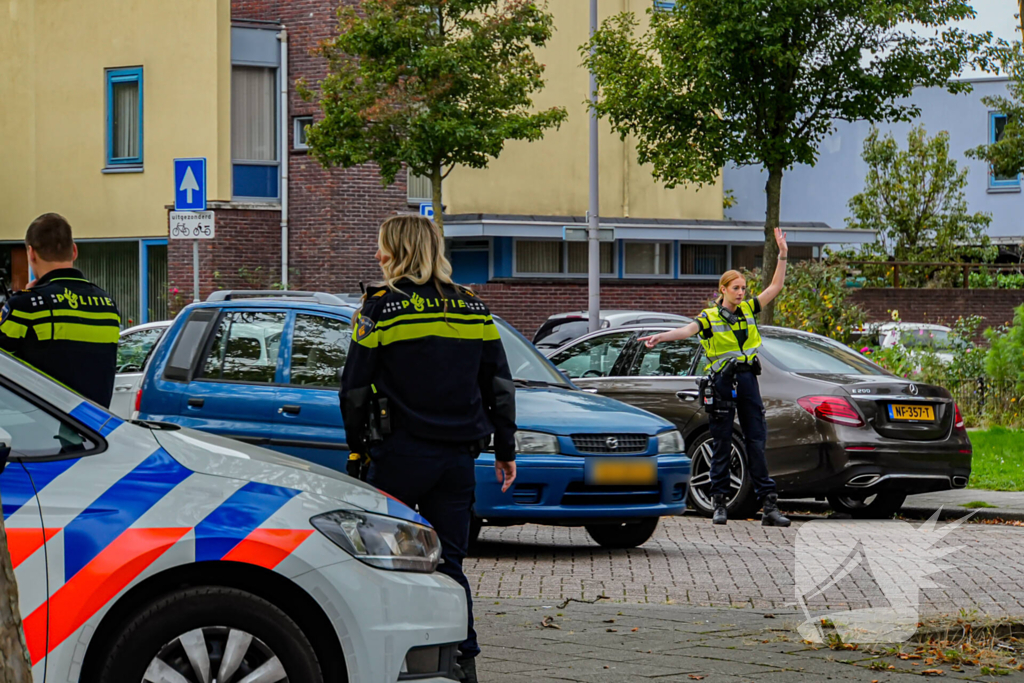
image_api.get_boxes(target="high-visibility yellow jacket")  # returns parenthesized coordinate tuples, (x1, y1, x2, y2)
(696, 298, 762, 373)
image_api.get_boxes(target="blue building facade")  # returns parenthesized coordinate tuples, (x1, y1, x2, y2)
(724, 78, 1023, 247)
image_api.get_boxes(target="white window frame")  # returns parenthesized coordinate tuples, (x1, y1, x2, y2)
(678, 242, 731, 281)
(293, 115, 312, 151)
(512, 238, 618, 278)
(408, 171, 434, 204)
(622, 240, 675, 279)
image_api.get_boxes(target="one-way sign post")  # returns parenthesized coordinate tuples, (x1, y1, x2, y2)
(172, 158, 210, 302)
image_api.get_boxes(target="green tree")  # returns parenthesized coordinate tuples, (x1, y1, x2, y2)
(302, 0, 568, 231)
(583, 0, 991, 323)
(967, 42, 1024, 181)
(847, 126, 993, 287)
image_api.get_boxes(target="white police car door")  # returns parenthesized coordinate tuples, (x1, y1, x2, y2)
(272, 312, 350, 472)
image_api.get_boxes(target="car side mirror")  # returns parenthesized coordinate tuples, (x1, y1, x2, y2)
(120, 363, 142, 373)
(0, 427, 12, 473)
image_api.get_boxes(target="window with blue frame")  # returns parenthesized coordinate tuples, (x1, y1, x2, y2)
(232, 65, 279, 198)
(989, 112, 1020, 190)
(106, 68, 143, 168)
(653, 0, 677, 10)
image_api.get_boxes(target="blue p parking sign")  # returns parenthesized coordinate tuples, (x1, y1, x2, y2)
(419, 202, 435, 219)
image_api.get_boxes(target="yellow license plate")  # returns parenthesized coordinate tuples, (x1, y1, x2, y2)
(585, 458, 657, 485)
(888, 404, 935, 421)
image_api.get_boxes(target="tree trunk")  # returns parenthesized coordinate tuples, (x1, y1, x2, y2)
(1019, 0, 1023, 41)
(0, 504, 33, 683)
(760, 163, 784, 325)
(431, 161, 444, 235)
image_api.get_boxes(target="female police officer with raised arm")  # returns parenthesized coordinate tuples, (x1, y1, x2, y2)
(640, 227, 790, 527)
(340, 214, 517, 683)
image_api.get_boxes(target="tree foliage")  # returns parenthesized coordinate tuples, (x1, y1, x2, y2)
(583, 0, 991, 322)
(846, 125, 993, 287)
(743, 259, 866, 344)
(967, 42, 1024, 181)
(301, 0, 567, 230)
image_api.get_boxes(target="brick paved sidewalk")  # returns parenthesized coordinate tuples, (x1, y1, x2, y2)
(466, 515, 1024, 618)
(475, 599, 1024, 682)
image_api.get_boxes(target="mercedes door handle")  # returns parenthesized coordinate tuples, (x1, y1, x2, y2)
(187, 398, 205, 408)
(279, 405, 301, 415)
(113, 385, 133, 393)
(677, 390, 699, 402)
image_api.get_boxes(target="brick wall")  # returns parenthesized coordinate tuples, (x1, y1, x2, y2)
(475, 280, 721, 338)
(850, 288, 1024, 330)
(231, 0, 410, 295)
(168, 207, 281, 310)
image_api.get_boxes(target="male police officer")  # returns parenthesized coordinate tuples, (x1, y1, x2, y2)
(0, 213, 121, 407)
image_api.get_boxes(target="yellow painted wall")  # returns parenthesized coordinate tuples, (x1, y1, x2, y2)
(0, 0, 232, 241)
(444, 0, 722, 220)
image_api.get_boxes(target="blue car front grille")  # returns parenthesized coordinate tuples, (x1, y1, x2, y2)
(571, 434, 649, 454)
(561, 482, 660, 506)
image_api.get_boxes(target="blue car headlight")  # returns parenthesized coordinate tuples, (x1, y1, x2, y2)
(656, 430, 684, 454)
(310, 510, 441, 573)
(515, 430, 559, 455)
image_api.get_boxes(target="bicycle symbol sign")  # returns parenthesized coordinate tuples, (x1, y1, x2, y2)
(168, 211, 216, 240)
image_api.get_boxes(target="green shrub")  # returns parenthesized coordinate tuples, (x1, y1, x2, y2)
(984, 303, 1024, 394)
(743, 260, 866, 344)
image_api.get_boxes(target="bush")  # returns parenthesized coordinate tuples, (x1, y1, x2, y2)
(744, 260, 866, 344)
(985, 303, 1024, 394)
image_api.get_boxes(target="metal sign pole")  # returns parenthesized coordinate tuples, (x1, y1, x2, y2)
(193, 240, 200, 303)
(587, 0, 601, 334)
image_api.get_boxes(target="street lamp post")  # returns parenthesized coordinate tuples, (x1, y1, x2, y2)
(587, 0, 601, 333)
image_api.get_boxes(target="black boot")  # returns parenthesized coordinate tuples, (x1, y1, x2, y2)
(761, 493, 791, 527)
(712, 494, 728, 525)
(456, 656, 479, 683)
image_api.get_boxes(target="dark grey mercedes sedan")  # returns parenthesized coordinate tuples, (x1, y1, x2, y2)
(547, 325, 972, 519)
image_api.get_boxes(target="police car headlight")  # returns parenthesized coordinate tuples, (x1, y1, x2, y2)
(656, 430, 684, 454)
(515, 430, 559, 455)
(310, 510, 441, 573)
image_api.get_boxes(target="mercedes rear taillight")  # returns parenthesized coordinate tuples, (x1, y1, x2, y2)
(797, 396, 865, 427)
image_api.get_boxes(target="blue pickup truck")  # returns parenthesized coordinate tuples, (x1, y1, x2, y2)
(137, 291, 690, 548)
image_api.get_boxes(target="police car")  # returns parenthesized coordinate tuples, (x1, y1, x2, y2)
(0, 350, 465, 682)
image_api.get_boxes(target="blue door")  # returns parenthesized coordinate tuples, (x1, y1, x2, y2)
(273, 311, 351, 471)
(180, 310, 286, 444)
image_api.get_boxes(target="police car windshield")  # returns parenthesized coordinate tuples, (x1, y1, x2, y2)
(495, 319, 573, 388)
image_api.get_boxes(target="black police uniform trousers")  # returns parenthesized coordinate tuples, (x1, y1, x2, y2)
(708, 370, 777, 500)
(368, 431, 480, 659)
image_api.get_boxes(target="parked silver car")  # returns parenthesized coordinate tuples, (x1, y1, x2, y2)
(534, 310, 693, 351)
(112, 320, 171, 417)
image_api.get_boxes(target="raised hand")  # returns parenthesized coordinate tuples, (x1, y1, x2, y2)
(774, 227, 788, 257)
(639, 333, 662, 349)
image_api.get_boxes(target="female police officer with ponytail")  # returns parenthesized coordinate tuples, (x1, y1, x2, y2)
(340, 214, 517, 683)
(641, 228, 790, 527)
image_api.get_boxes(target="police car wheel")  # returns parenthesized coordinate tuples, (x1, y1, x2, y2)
(585, 518, 659, 549)
(686, 432, 757, 519)
(827, 491, 907, 519)
(97, 586, 324, 683)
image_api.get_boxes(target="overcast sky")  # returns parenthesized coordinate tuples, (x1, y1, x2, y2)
(948, 0, 1021, 75)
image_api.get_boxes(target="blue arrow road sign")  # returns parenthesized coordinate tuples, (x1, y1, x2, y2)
(174, 158, 207, 211)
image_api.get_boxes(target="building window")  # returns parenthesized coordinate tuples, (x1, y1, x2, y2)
(293, 116, 312, 151)
(680, 244, 727, 276)
(653, 0, 677, 9)
(408, 172, 433, 203)
(515, 240, 613, 276)
(624, 242, 672, 276)
(232, 65, 278, 198)
(105, 67, 143, 168)
(989, 113, 1021, 190)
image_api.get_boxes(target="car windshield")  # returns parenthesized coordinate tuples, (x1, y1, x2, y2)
(899, 328, 952, 350)
(496, 319, 573, 387)
(760, 332, 888, 376)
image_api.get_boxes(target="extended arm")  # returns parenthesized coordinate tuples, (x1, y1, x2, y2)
(339, 304, 382, 455)
(756, 227, 789, 308)
(638, 321, 701, 349)
(479, 316, 517, 492)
